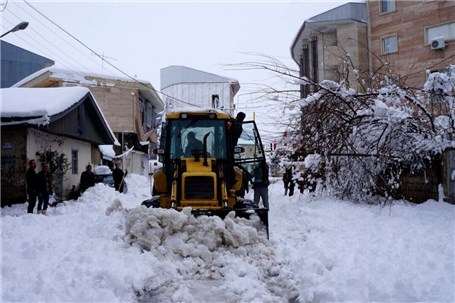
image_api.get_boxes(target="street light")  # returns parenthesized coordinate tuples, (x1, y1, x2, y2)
(0, 21, 29, 38)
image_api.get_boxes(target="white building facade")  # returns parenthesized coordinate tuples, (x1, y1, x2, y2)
(160, 66, 240, 116)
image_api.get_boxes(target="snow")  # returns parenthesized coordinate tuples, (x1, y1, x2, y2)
(93, 165, 112, 175)
(166, 107, 229, 116)
(11, 65, 148, 88)
(1, 87, 120, 146)
(1, 174, 453, 302)
(1, 87, 90, 119)
(99, 145, 117, 159)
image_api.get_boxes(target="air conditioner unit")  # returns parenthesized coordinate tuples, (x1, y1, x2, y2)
(430, 37, 446, 50)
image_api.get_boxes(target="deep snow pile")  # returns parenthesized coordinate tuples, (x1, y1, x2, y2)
(1, 173, 454, 302)
(121, 204, 297, 302)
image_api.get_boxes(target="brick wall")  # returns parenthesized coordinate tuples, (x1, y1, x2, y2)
(90, 85, 137, 133)
(368, 0, 455, 88)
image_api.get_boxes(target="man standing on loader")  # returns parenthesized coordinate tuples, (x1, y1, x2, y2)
(228, 112, 246, 147)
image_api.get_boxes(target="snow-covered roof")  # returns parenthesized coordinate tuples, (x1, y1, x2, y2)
(166, 107, 229, 115)
(1, 87, 90, 123)
(1, 87, 119, 145)
(12, 65, 164, 112)
(12, 65, 149, 88)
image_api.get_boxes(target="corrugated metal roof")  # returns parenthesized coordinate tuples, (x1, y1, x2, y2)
(160, 65, 240, 91)
(308, 2, 367, 23)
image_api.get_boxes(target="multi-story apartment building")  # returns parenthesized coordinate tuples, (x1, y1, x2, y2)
(292, 1, 454, 94)
(367, 0, 455, 89)
(289, 0, 455, 203)
(291, 2, 369, 98)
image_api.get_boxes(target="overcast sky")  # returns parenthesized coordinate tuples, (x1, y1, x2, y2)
(1, 0, 358, 143)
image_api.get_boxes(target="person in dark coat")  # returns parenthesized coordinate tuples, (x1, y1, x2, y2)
(283, 167, 290, 196)
(289, 178, 295, 196)
(227, 112, 246, 188)
(79, 164, 95, 193)
(26, 159, 38, 214)
(228, 112, 246, 147)
(37, 163, 52, 215)
(112, 162, 126, 193)
(288, 166, 296, 196)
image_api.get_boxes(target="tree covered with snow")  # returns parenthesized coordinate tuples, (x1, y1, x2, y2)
(238, 54, 455, 202)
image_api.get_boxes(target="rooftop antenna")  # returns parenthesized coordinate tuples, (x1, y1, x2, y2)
(91, 51, 117, 69)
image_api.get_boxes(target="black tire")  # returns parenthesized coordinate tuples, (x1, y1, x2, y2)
(142, 197, 160, 208)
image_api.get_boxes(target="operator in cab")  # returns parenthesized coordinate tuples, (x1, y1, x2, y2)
(184, 131, 203, 156)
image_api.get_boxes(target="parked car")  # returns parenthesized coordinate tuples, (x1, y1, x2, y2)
(93, 165, 114, 188)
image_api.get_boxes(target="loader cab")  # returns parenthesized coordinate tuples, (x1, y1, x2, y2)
(156, 112, 231, 192)
(167, 117, 228, 160)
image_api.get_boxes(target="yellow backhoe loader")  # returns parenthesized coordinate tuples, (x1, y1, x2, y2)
(142, 109, 269, 236)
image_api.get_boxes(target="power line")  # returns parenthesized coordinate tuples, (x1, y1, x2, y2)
(3, 14, 94, 75)
(2, 16, 94, 77)
(8, 0, 279, 114)
(22, 0, 141, 84)
(21, 0, 201, 108)
(10, 0, 112, 74)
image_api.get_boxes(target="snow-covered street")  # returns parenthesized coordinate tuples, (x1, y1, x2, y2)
(1, 174, 454, 302)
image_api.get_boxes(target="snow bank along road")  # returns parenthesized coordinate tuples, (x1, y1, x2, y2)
(1, 174, 453, 302)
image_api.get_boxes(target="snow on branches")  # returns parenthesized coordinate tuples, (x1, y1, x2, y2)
(290, 65, 455, 202)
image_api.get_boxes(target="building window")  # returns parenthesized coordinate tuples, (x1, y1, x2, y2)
(300, 45, 310, 98)
(426, 22, 455, 44)
(381, 34, 398, 54)
(71, 150, 78, 174)
(311, 37, 318, 83)
(211, 95, 219, 109)
(379, 0, 396, 13)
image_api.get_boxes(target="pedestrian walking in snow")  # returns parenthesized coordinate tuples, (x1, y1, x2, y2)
(283, 166, 292, 196)
(252, 162, 270, 209)
(288, 179, 295, 196)
(79, 164, 95, 193)
(113, 162, 127, 193)
(26, 159, 38, 214)
(37, 163, 52, 215)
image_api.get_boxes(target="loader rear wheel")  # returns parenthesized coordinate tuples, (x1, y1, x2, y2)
(142, 197, 160, 208)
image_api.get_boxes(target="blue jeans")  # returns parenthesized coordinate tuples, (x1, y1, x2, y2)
(38, 193, 49, 211)
(254, 186, 269, 209)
